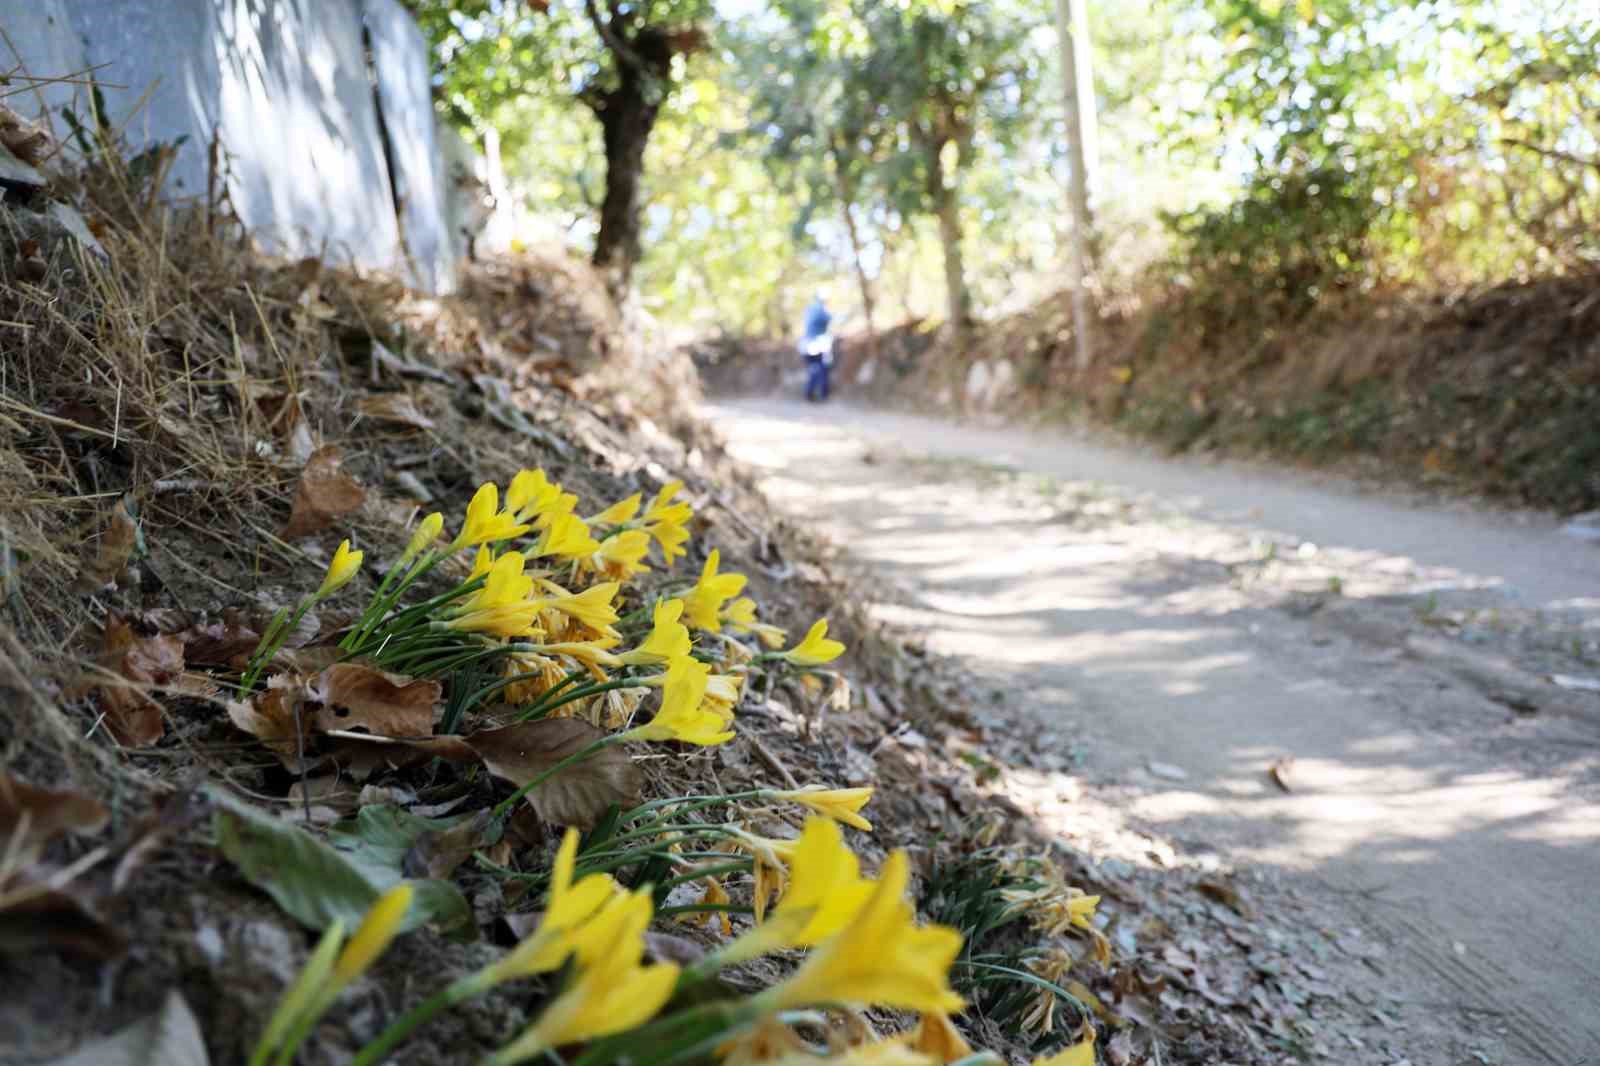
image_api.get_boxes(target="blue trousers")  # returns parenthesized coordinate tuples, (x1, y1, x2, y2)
(805, 356, 831, 402)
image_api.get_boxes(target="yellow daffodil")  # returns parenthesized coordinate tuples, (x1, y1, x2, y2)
(718, 1017, 808, 1066)
(705, 671, 744, 715)
(530, 638, 620, 682)
(315, 539, 364, 599)
(757, 851, 964, 1015)
(447, 551, 540, 637)
(722, 596, 788, 648)
(619, 656, 734, 746)
(334, 883, 413, 984)
(773, 786, 874, 832)
(683, 549, 747, 631)
(684, 876, 733, 936)
(643, 480, 692, 564)
(448, 483, 532, 552)
(614, 598, 691, 666)
(532, 511, 599, 559)
(780, 619, 846, 666)
(468, 544, 496, 582)
(531, 490, 578, 531)
(586, 492, 641, 525)
(793, 1040, 939, 1065)
(586, 528, 653, 579)
(481, 829, 617, 983)
(910, 1011, 973, 1062)
(506, 468, 561, 522)
(1032, 1029, 1095, 1066)
(486, 890, 678, 1063)
(728, 828, 795, 923)
(541, 581, 620, 637)
(398, 512, 444, 567)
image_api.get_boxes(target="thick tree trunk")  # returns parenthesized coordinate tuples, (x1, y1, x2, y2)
(832, 161, 878, 356)
(927, 144, 971, 334)
(1056, 0, 1098, 369)
(590, 70, 660, 296)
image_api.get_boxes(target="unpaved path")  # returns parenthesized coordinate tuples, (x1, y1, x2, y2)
(713, 397, 1600, 1066)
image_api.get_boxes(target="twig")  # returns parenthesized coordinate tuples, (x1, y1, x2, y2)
(748, 733, 800, 790)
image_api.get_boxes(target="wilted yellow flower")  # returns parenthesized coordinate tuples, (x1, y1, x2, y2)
(910, 1011, 974, 1062)
(504, 652, 568, 705)
(718, 1017, 809, 1066)
(683, 549, 747, 631)
(683, 876, 733, 937)
(333, 883, 413, 984)
(448, 483, 531, 552)
(587, 492, 641, 525)
(482, 829, 617, 983)
(315, 539, 364, 599)
(722, 596, 788, 648)
(773, 786, 874, 832)
(614, 598, 691, 666)
(758, 851, 964, 1015)
(619, 656, 734, 746)
(590, 685, 648, 730)
(1031, 1029, 1095, 1066)
(532, 638, 621, 679)
(487, 890, 679, 1063)
(398, 512, 444, 567)
(532, 511, 599, 560)
(729, 828, 795, 923)
(780, 619, 846, 666)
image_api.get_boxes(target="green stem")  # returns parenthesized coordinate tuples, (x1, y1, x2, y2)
(656, 860, 752, 893)
(514, 678, 649, 723)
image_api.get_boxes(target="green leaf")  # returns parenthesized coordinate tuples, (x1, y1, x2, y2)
(210, 789, 473, 939)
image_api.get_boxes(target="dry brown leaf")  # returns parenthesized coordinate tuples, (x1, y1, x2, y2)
(281, 446, 365, 539)
(95, 616, 185, 747)
(76, 494, 140, 592)
(0, 104, 53, 165)
(226, 675, 321, 770)
(310, 663, 440, 737)
(0, 775, 108, 864)
(464, 719, 642, 829)
(403, 809, 495, 880)
(358, 392, 436, 431)
(1195, 877, 1252, 918)
(178, 618, 262, 670)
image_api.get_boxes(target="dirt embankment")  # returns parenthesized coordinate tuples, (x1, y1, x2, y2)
(700, 278, 1600, 514)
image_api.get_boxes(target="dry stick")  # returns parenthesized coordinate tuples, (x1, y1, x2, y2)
(748, 733, 800, 791)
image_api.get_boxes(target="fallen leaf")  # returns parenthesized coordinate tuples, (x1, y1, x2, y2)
(212, 789, 471, 937)
(95, 616, 185, 747)
(310, 663, 440, 737)
(227, 675, 320, 770)
(358, 392, 436, 431)
(1195, 877, 1252, 918)
(1269, 756, 1295, 792)
(0, 775, 108, 864)
(464, 719, 642, 829)
(75, 494, 141, 592)
(403, 809, 495, 880)
(46, 989, 208, 1066)
(280, 446, 365, 539)
(179, 618, 262, 670)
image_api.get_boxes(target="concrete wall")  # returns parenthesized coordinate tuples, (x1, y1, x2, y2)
(1, 0, 459, 293)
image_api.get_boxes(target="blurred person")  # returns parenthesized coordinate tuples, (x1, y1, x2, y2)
(798, 291, 834, 403)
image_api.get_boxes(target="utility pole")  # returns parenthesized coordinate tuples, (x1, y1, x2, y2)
(1055, 0, 1098, 370)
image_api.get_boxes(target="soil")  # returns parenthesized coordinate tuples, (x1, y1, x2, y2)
(713, 396, 1600, 1066)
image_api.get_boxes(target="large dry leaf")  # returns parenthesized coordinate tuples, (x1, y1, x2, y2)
(76, 494, 141, 593)
(95, 616, 185, 747)
(403, 809, 494, 880)
(310, 663, 439, 737)
(46, 990, 208, 1066)
(226, 675, 321, 771)
(0, 775, 108, 864)
(358, 392, 436, 430)
(463, 719, 642, 829)
(178, 616, 261, 670)
(280, 446, 365, 539)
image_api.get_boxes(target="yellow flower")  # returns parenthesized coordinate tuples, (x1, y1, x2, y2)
(1032, 1029, 1095, 1066)
(506, 469, 561, 522)
(447, 551, 540, 637)
(448, 483, 532, 552)
(729, 828, 795, 923)
(718, 1017, 808, 1066)
(910, 1011, 973, 1063)
(399, 512, 444, 566)
(333, 883, 413, 983)
(780, 619, 846, 666)
(532, 512, 599, 560)
(586, 528, 653, 579)
(315, 539, 364, 599)
(587, 492, 641, 525)
(532, 638, 620, 678)
(722, 597, 788, 648)
(682, 549, 748, 631)
(541, 581, 620, 637)
(614, 598, 691, 666)
(643, 481, 692, 565)
(802, 1040, 939, 1065)
(773, 786, 874, 832)
(482, 829, 617, 983)
(487, 890, 679, 1063)
(772, 817, 875, 945)
(533, 490, 578, 531)
(682, 877, 733, 937)
(504, 652, 567, 704)
(759, 851, 964, 1015)
(619, 656, 734, 746)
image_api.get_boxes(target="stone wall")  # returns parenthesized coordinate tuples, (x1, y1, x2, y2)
(1, 0, 459, 293)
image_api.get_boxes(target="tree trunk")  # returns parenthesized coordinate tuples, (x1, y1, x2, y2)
(927, 142, 971, 335)
(589, 69, 660, 296)
(831, 156, 878, 357)
(1056, 0, 1098, 369)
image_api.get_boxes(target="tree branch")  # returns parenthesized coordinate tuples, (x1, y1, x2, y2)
(584, 0, 646, 75)
(1500, 137, 1600, 172)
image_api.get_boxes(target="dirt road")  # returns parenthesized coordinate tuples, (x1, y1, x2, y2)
(713, 397, 1600, 1065)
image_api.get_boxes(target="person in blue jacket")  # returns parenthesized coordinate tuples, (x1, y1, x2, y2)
(799, 292, 834, 402)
